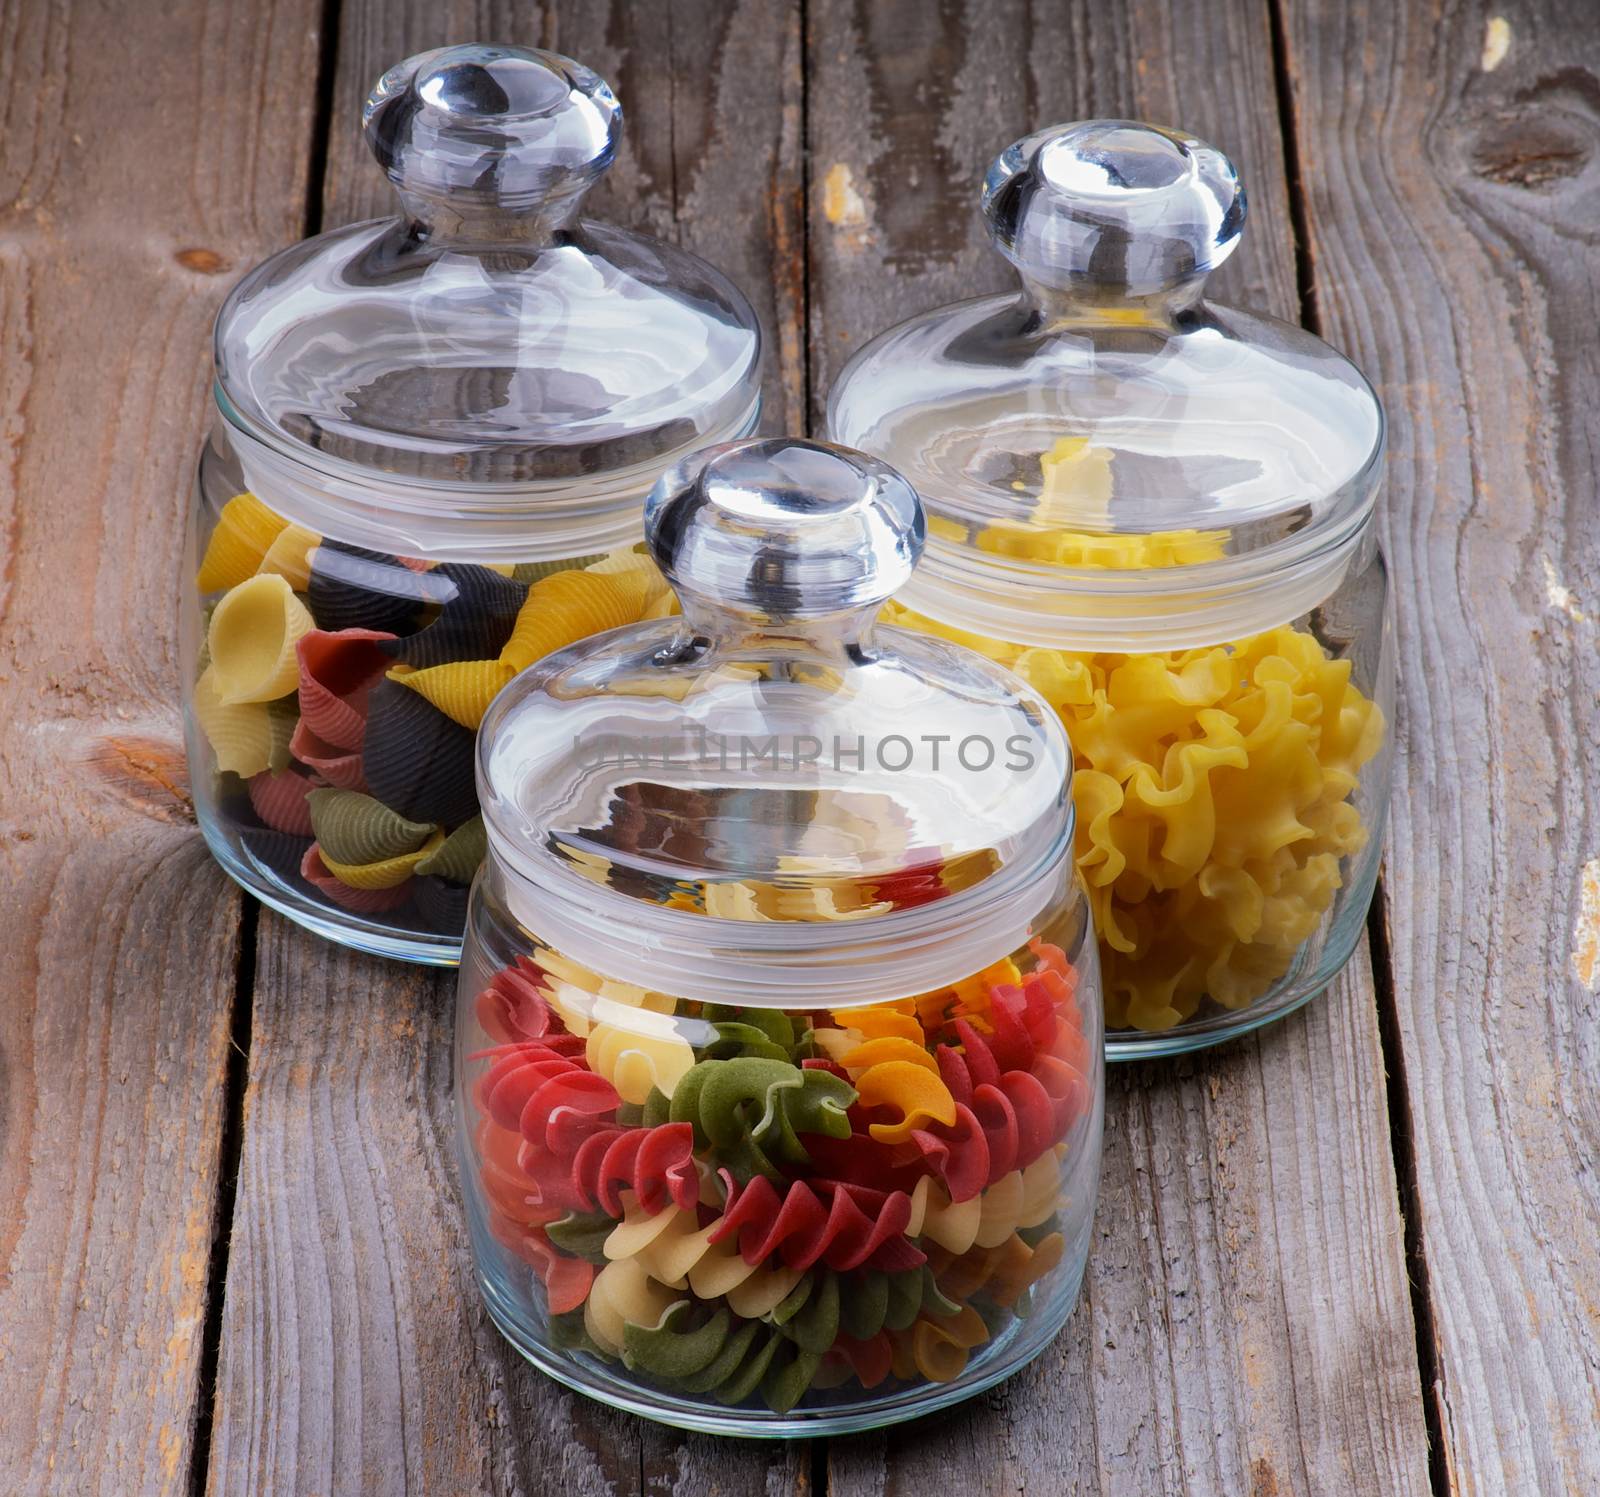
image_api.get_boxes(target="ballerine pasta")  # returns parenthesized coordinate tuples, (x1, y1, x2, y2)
(893, 601, 1385, 1030)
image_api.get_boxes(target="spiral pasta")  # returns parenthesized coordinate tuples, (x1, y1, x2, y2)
(466, 928, 1091, 1415)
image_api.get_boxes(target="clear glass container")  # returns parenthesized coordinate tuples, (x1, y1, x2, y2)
(182, 44, 762, 963)
(456, 438, 1104, 1434)
(828, 121, 1393, 1058)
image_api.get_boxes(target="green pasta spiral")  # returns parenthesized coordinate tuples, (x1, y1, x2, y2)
(694, 1004, 816, 1062)
(623, 1303, 823, 1413)
(641, 1057, 855, 1182)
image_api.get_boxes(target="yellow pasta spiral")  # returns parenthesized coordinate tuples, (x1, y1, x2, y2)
(533, 946, 695, 1103)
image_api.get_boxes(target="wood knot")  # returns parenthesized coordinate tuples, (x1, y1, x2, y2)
(85, 736, 194, 824)
(175, 247, 230, 274)
(1469, 106, 1594, 190)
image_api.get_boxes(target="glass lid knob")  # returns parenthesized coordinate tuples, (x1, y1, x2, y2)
(644, 438, 926, 622)
(983, 120, 1246, 300)
(363, 43, 620, 221)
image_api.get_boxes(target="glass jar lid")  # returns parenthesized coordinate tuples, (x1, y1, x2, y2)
(827, 120, 1385, 649)
(212, 44, 762, 562)
(477, 438, 1076, 1006)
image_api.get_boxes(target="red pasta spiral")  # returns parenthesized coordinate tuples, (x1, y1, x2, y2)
(568, 1123, 699, 1216)
(711, 1171, 926, 1274)
(823, 1331, 895, 1389)
(475, 958, 556, 1044)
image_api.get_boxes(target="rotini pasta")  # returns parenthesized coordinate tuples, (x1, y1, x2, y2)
(466, 929, 1091, 1416)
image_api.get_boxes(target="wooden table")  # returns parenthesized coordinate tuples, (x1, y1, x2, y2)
(3, 1, 1596, 1492)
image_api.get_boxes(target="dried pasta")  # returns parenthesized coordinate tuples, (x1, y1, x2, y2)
(465, 931, 1093, 1416)
(207, 574, 315, 705)
(893, 602, 1385, 1029)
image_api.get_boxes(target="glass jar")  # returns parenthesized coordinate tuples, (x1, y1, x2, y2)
(183, 45, 763, 963)
(828, 121, 1393, 1058)
(456, 439, 1104, 1434)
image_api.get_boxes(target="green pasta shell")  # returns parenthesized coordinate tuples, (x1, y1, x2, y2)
(306, 787, 435, 865)
(413, 814, 487, 884)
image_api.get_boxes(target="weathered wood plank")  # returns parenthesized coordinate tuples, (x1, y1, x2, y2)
(206, 4, 810, 1492)
(209, 924, 811, 1496)
(0, 0, 322, 1491)
(808, 2, 1432, 1492)
(1281, 0, 1600, 1490)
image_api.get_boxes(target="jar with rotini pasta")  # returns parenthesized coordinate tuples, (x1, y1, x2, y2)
(457, 437, 1104, 1433)
(828, 121, 1394, 1057)
(183, 44, 762, 963)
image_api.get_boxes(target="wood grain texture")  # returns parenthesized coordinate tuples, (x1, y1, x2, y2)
(0, 0, 320, 1491)
(1281, 0, 1600, 1490)
(809, 2, 1432, 1492)
(206, 3, 809, 1492)
(321, 0, 807, 431)
(207, 918, 811, 1495)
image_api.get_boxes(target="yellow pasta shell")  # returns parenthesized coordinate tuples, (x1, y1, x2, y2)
(390, 658, 515, 730)
(500, 567, 657, 672)
(192, 666, 274, 777)
(255, 522, 322, 590)
(196, 493, 289, 593)
(318, 826, 446, 890)
(208, 573, 315, 705)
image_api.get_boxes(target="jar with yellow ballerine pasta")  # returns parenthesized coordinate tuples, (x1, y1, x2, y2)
(182, 45, 762, 964)
(457, 438, 1105, 1434)
(827, 122, 1394, 1058)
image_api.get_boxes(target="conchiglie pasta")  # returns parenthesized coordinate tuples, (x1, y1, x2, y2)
(196, 492, 289, 593)
(389, 657, 515, 730)
(500, 566, 660, 672)
(207, 574, 315, 705)
(192, 666, 277, 777)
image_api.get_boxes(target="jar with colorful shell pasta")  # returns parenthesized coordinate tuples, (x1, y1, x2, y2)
(457, 438, 1104, 1434)
(183, 45, 762, 963)
(828, 121, 1394, 1058)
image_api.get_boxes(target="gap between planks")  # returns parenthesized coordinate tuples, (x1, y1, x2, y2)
(181, 0, 345, 1487)
(1266, 0, 1444, 1491)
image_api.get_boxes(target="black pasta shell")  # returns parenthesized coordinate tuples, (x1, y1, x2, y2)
(380, 562, 527, 667)
(238, 828, 316, 893)
(411, 875, 471, 935)
(361, 677, 480, 828)
(306, 541, 449, 635)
